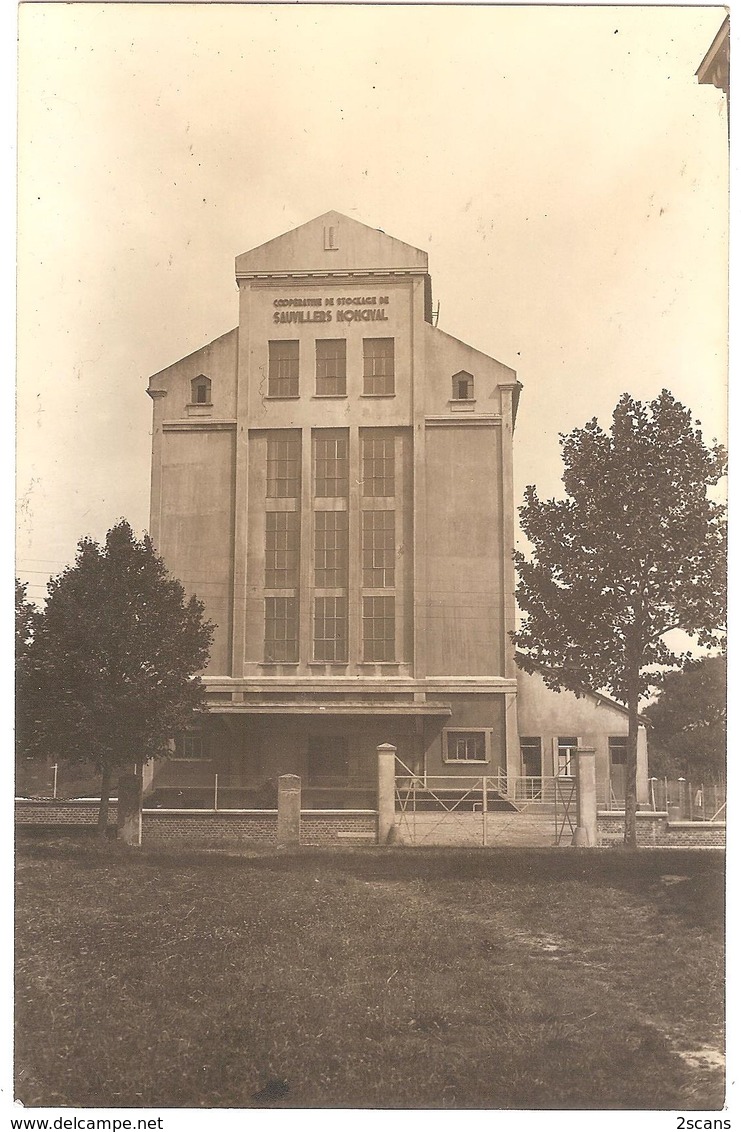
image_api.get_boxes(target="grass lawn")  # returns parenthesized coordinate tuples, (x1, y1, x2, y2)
(15, 840, 725, 1110)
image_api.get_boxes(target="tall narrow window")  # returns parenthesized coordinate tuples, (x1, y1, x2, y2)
(314, 511, 348, 587)
(361, 430, 395, 497)
(363, 338, 395, 396)
(264, 597, 299, 663)
(314, 431, 348, 498)
(313, 597, 348, 662)
(191, 375, 211, 404)
(557, 736, 578, 777)
(363, 596, 395, 662)
(267, 431, 301, 499)
(268, 340, 299, 398)
(265, 511, 299, 589)
(315, 339, 346, 396)
(362, 510, 395, 588)
(452, 371, 474, 400)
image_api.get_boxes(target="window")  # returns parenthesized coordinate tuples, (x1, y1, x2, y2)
(363, 596, 395, 662)
(265, 511, 299, 589)
(452, 371, 474, 400)
(267, 431, 301, 498)
(520, 737, 542, 778)
(313, 596, 348, 662)
(608, 737, 627, 764)
(361, 430, 395, 497)
(363, 338, 395, 396)
(264, 597, 299, 663)
(557, 736, 578, 777)
(308, 736, 349, 786)
(314, 431, 348, 498)
(174, 730, 208, 761)
(314, 510, 348, 587)
(315, 339, 346, 396)
(444, 730, 488, 763)
(268, 340, 299, 398)
(191, 375, 211, 404)
(362, 510, 395, 588)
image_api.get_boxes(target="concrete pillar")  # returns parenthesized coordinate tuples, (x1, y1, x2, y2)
(377, 743, 397, 845)
(117, 773, 143, 847)
(277, 774, 301, 848)
(573, 747, 597, 848)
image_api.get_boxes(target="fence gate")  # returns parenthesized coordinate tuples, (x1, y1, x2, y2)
(395, 761, 498, 846)
(554, 775, 577, 845)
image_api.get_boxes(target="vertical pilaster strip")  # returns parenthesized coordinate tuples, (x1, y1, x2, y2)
(299, 426, 313, 668)
(146, 390, 166, 550)
(410, 278, 427, 679)
(348, 426, 361, 665)
(231, 280, 251, 678)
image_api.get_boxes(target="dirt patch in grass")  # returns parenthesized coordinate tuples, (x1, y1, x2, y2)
(14, 843, 724, 1109)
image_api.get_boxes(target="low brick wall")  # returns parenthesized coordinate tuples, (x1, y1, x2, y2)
(15, 800, 379, 847)
(300, 810, 378, 846)
(16, 799, 118, 826)
(142, 809, 279, 846)
(598, 811, 726, 848)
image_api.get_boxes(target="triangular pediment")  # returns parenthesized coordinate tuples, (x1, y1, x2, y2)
(235, 211, 428, 277)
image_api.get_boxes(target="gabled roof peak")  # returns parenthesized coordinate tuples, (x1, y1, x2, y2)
(235, 211, 428, 278)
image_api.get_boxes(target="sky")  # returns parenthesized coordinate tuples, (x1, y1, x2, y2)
(15, 2, 729, 604)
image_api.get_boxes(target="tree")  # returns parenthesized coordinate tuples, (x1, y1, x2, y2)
(20, 521, 215, 834)
(644, 653, 726, 783)
(513, 391, 726, 847)
(16, 580, 42, 787)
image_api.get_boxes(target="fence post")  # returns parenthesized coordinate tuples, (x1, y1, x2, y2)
(117, 772, 143, 847)
(377, 743, 397, 845)
(572, 748, 597, 847)
(277, 774, 301, 848)
(214, 773, 219, 812)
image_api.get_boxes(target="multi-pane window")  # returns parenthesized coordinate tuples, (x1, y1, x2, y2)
(363, 596, 395, 662)
(267, 432, 301, 498)
(268, 340, 299, 398)
(363, 338, 395, 396)
(314, 511, 348, 587)
(265, 511, 299, 589)
(264, 596, 299, 663)
(314, 431, 348, 498)
(313, 596, 348, 662)
(362, 510, 395, 588)
(174, 731, 208, 760)
(445, 731, 487, 763)
(315, 339, 347, 396)
(361, 431, 395, 497)
(557, 736, 578, 777)
(609, 737, 628, 765)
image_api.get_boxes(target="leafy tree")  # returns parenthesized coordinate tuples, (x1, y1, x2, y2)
(16, 580, 42, 787)
(645, 653, 726, 783)
(20, 521, 214, 833)
(513, 391, 726, 847)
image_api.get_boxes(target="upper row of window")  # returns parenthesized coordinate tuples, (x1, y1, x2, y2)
(270, 338, 394, 398)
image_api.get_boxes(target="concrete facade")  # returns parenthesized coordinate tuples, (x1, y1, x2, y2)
(145, 210, 645, 810)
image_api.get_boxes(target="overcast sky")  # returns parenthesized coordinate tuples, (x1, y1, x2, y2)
(15, 2, 729, 605)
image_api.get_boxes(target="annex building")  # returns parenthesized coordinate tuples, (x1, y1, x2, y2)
(145, 211, 648, 810)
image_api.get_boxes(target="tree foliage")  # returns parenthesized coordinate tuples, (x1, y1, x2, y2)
(645, 653, 726, 783)
(18, 521, 215, 828)
(513, 391, 726, 846)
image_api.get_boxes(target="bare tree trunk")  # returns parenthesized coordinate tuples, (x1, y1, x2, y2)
(624, 681, 639, 849)
(97, 766, 112, 839)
